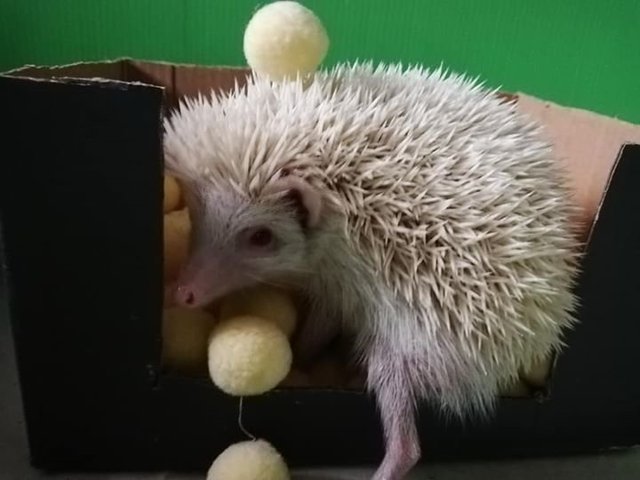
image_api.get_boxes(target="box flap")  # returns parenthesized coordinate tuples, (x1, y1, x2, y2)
(2, 59, 251, 110)
(515, 93, 640, 242)
(124, 60, 175, 102)
(4, 60, 126, 82)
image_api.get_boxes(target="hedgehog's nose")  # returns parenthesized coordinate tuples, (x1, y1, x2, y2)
(175, 285, 196, 307)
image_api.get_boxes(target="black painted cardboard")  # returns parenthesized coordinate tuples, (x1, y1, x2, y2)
(0, 60, 639, 473)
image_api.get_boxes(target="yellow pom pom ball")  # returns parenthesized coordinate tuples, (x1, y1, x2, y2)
(161, 307, 218, 375)
(219, 286, 297, 338)
(243, 1, 329, 82)
(163, 208, 191, 282)
(163, 174, 182, 213)
(207, 439, 290, 480)
(208, 316, 292, 396)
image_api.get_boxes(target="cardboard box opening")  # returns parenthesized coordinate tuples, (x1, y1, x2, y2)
(5, 58, 565, 399)
(7, 57, 638, 402)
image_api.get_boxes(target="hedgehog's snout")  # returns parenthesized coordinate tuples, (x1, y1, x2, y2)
(175, 285, 197, 307)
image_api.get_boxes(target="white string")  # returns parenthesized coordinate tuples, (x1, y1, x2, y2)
(237, 396, 256, 441)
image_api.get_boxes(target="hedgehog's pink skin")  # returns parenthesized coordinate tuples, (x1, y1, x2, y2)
(368, 345, 422, 480)
(164, 62, 581, 480)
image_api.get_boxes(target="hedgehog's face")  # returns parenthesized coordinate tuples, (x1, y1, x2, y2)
(174, 176, 322, 308)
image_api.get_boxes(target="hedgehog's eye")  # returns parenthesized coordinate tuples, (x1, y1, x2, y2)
(248, 227, 274, 248)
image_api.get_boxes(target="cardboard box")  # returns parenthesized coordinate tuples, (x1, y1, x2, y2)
(1, 59, 639, 473)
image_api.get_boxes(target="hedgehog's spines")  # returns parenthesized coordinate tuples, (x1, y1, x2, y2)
(164, 62, 581, 418)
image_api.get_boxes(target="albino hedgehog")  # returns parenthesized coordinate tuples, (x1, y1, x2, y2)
(163, 63, 581, 480)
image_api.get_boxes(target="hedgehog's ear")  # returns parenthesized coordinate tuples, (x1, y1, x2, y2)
(264, 176, 322, 229)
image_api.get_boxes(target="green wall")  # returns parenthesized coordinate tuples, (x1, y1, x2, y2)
(1, 0, 638, 123)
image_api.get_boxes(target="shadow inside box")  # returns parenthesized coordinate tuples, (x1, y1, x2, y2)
(293, 471, 370, 480)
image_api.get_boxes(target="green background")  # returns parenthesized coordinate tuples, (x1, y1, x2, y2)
(1, 0, 638, 123)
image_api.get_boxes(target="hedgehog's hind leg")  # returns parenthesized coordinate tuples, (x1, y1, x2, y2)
(368, 346, 421, 480)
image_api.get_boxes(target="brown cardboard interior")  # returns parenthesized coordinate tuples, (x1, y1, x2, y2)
(7, 59, 640, 398)
(6, 59, 252, 109)
(515, 94, 640, 243)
